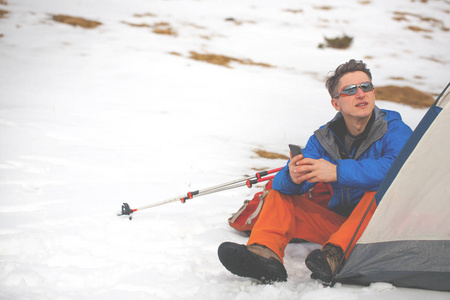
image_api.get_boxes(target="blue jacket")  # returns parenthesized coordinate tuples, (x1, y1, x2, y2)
(273, 107, 412, 216)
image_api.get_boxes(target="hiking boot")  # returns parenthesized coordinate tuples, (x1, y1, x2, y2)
(247, 244, 282, 263)
(305, 244, 344, 282)
(218, 242, 287, 284)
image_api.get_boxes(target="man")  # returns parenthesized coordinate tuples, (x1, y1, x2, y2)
(218, 59, 413, 283)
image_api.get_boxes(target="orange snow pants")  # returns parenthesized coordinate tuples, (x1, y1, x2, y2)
(247, 190, 377, 263)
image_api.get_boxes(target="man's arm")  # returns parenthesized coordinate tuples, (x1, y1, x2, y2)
(337, 122, 412, 190)
(272, 135, 325, 195)
(291, 156, 337, 184)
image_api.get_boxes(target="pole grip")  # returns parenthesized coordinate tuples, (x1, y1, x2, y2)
(246, 178, 258, 188)
(256, 167, 283, 179)
(256, 171, 268, 179)
(247, 175, 276, 188)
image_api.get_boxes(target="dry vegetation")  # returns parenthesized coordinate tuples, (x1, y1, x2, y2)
(376, 86, 435, 108)
(254, 149, 289, 160)
(152, 22, 176, 36)
(0, 0, 4, 37)
(52, 15, 101, 29)
(0, 8, 8, 18)
(314, 6, 333, 10)
(318, 34, 353, 49)
(122, 21, 152, 28)
(393, 11, 449, 32)
(189, 52, 272, 68)
(0, 0, 5, 37)
(283, 9, 303, 14)
(134, 12, 157, 18)
(123, 20, 177, 36)
(224, 17, 256, 26)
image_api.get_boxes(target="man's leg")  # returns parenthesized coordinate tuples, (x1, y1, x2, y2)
(305, 191, 377, 282)
(248, 190, 347, 261)
(218, 190, 347, 283)
(326, 191, 377, 256)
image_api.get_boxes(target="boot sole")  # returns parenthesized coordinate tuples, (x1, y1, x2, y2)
(218, 242, 287, 284)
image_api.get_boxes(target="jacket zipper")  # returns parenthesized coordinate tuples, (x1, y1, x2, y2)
(329, 130, 352, 207)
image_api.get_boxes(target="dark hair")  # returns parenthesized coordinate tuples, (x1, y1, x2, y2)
(326, 59, 372, 98)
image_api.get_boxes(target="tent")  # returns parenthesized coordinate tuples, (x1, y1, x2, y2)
(335, 83, 450, 291)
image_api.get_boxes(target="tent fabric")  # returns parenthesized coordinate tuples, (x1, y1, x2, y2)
(337, 240, 450, 291)
(374, 85, 450, 205)
(335, 83, 450, 291)
(373, 104, 441, 206)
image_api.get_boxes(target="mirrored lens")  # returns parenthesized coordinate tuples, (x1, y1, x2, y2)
(342, 85, 358, 95)
(341, 82, 373, 96)
(360, 82, 374, 92)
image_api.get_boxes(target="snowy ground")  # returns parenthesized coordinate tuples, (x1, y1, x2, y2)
(1, 0, 449, 299)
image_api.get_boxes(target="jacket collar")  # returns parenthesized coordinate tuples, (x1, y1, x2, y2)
(314, 106, 388, 161)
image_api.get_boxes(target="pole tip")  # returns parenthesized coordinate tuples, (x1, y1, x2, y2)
(119, 203, 133, 216)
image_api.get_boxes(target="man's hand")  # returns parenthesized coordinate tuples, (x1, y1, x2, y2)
(289, 155, 337, 184)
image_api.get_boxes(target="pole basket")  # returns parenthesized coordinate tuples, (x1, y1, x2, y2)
(119, 203, 133, 216)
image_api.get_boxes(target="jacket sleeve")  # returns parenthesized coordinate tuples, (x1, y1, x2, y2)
(272, 135, 322, 195)
(337, 121, 412, 190)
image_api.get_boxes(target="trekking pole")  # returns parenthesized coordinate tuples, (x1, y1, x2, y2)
(118, 167, 283, 219)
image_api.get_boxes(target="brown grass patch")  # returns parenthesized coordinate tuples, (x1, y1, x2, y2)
(407, 25, 432, 32)
(375, 86, 434, 108)
(393, 11, 449, 32)
(284, 9, 303, 14)
(122, 21, 152, 28)
(254, 149, 289, 160)
(52, 15, 101, 29)
(420, 56, 445, 64)
(319, 34, 353, 49)
(251, 167, 270, 172)
(189, 51, 272, 68)
(389, 76, 406, 81)
(134, 13, 157, 18)
(153, 22, 176, 36)
(153, 27, 175, 35)
(224, 17, 256, 26)
(315, 6, 333, 10)
(123, 20, 177, 36)
(225, 18, 242, 25)
(0, 9, 8, 18)
(184, 22, 207, 30)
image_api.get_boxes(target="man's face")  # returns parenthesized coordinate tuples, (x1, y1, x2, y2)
(331, 71, 375, 123)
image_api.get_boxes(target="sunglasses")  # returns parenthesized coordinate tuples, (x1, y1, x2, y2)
(333, 82, 374, 98)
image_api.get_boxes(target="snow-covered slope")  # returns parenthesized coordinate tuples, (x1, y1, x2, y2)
(0, 0, 449, 299)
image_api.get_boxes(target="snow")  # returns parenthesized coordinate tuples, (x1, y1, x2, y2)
(0, 0, 449, 299)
